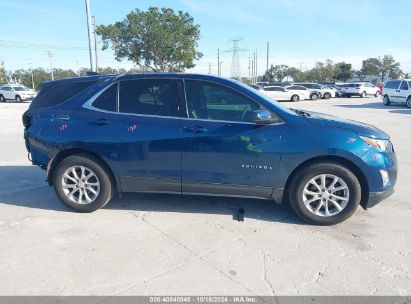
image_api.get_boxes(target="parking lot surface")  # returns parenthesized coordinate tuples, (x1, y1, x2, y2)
(0, 97, 410, 295)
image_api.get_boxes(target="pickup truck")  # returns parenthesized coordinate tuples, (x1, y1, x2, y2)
(0, 84, 37, 102)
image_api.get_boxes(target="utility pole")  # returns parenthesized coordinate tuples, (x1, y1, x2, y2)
(92, 15, 99, 73)
(217, 48, 220, 76)
(266, 42, 269, 73)
(248, 56, 251, 81)
(208, 62, 211, 75)
(28, 63, 34, 89)
(255, 50, 258, 82)
(219, 61, 223, 76)
(75, 61, 80, 76)
(85, 0, 95, 72)
(47, 51, 54, 80)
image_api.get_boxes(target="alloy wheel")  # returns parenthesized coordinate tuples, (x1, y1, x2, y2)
(61, 165, 100, 204)
(302, 174, 350, 217)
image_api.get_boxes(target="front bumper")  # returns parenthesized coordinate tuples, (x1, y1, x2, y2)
(366, 187, 395, 209)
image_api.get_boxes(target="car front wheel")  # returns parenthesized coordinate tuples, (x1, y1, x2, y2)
(406, 97, 411, 108)
(323, 92, 331, 99)
(361, 91, 366, 98)
(53, 154, 114, 212)
(15, 95, 22, 103)
(383, 95, 391, 106)
(288, 162, 361, 225)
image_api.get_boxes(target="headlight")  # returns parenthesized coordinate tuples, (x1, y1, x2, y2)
(360, 136, 392, 152)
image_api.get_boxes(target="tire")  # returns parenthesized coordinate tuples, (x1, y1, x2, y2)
(406, 97, 411, 109)
(291, 94, 299, 102)
(311, 93, 319, 100)
(323, 92, 331, 99)
(0, 95, 5, 102)
(375, 91, 380, 97)
(360, 91, 366, 98)
(15, 95, 22, 103)
(288, 162, 361, 225)
(53, 154, 114, 212)
(383, 95, 391, 106)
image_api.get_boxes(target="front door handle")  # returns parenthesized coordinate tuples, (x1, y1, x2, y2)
(89, 118, 111, 126)
(183, 126, 208, 133)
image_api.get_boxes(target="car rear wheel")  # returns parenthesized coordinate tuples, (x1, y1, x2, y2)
(291, 94, 299, 102)
(288, 162, 361, 225)
(361, 91, 366, 98)
(323, 92, 331, 99)
(0, 95, 5, 102)
(406, 97, 411, 108)
(383, 95, 391, 106)
(375, 91, 380, 97)
(15, 95, 22, 103)
(53, 155, 114, 212)
(311, 93, 319, 100)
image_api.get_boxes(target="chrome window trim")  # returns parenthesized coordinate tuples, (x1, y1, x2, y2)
(82, 76, 285, 125)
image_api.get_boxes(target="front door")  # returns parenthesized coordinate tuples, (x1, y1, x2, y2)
(180, 80, 282, 199)
(397, 81, 409, 104)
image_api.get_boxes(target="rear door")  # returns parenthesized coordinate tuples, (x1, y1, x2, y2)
(180, 80, 282, 199)
(80, 78, 184, 194)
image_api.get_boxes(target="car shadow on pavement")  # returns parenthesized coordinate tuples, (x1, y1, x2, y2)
(0, 165, 301, 224)
(337, 102, 408, 112)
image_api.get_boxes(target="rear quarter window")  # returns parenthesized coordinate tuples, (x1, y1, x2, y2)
(29, 80, 98, 110)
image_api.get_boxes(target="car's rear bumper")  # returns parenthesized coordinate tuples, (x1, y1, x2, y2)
(365, 187, 395, 209)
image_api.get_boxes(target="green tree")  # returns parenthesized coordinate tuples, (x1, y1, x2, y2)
(97, 7, 203, 72)
(0, 61, 8, 84)
(359, 55, 402, 81)
(286, 67, 305, 82)
(334, 62, 353, 82)
(380, 55, 402, 81)
(264, 64, 289, 82)
(359, 58, 380, 79)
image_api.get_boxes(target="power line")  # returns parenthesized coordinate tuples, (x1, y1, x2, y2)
(224, 37, 247, 78)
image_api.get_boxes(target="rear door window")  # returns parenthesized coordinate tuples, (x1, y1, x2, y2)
(119, 79, 176, 117)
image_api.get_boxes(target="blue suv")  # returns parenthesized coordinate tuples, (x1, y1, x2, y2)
(23, 74, 397, 225)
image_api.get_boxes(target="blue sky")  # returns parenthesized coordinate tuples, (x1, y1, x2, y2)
(1, 0, 410, 76)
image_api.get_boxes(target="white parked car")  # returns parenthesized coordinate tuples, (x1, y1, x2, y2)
(0, 84, 37, 103)
(293, 83, 335, 99)
(341, 82, 380, 98)
(262, 85, 308, 102)
(382, 79, 411, 108)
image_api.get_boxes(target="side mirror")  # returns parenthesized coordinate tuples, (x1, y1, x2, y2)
(251, 109, 275, 125)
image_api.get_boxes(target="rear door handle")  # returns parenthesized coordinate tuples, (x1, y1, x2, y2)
(183, 126, 208, 133)
(89, 118, 111, 125)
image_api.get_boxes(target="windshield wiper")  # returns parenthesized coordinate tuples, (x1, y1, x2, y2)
(290, 108, 311, 117)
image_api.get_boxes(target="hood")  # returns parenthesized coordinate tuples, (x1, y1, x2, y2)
(298, 110, 390, 139)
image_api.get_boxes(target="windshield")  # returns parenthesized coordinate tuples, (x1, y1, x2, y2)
(345, 84, 361, 88)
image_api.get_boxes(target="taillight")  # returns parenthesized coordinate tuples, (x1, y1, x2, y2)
(22, 112, 32, 129)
